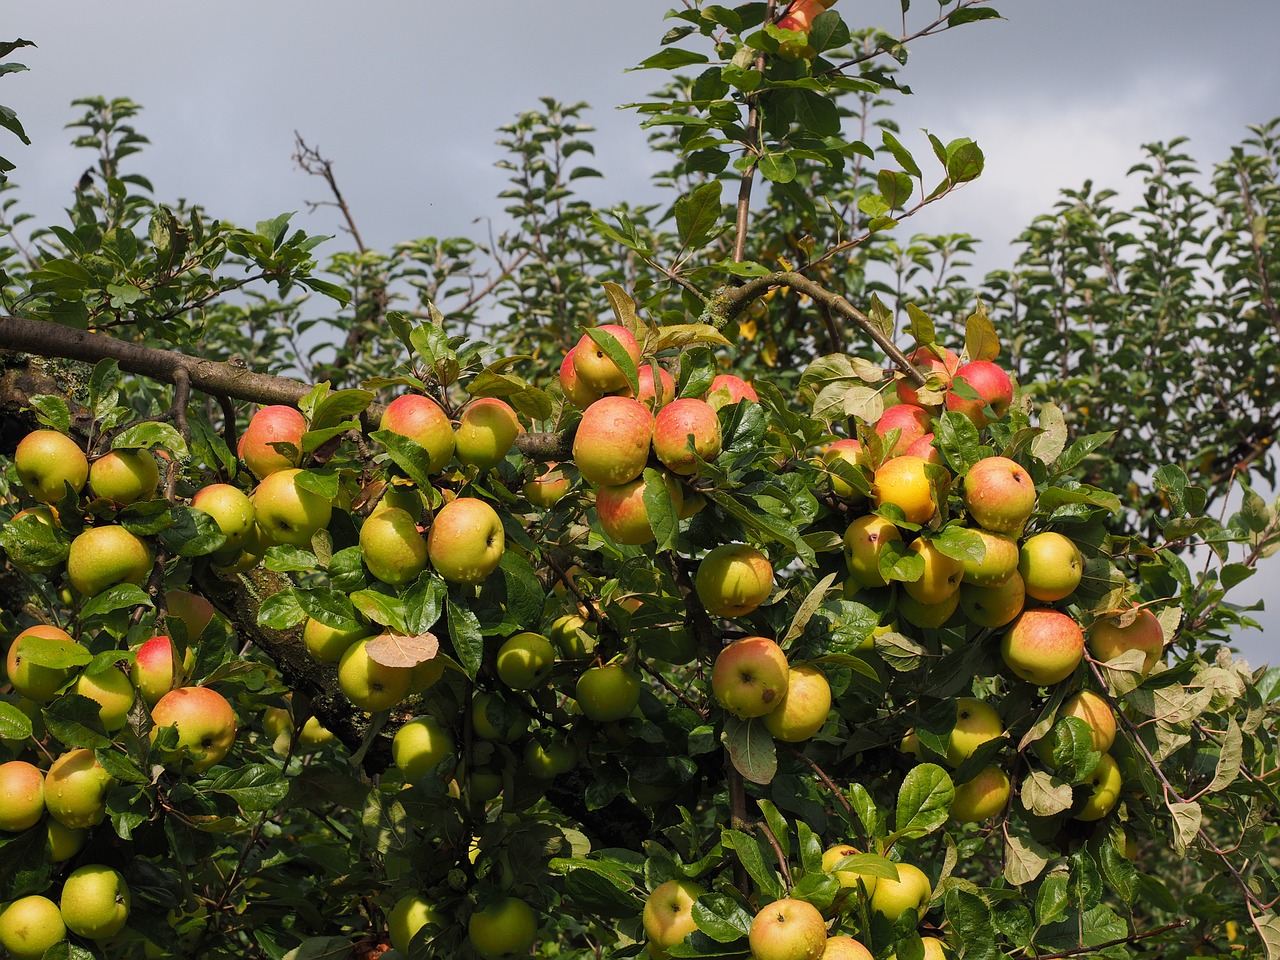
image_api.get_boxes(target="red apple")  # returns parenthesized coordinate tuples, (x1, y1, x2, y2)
(946, 360, 1013, 428)
(150, 686, 238, 772)
(379, 394, 456, 475)
(712, 636, 790, 718)
(238, 405, 306, 480)
(652, 398, 722, 475)
(636, 363, 676, 407)
(963, 457, 1036, 534)
(572, 396, 654, 487)
(1002, 608, 1084, 686)
(875, 404, 931, 458)
(1087, 606, 1165, 674)
(705, 374, 759, 409)
(595, 473, 683, 546)
(897, 345, 961, 408)
(572, 324, 641, 394)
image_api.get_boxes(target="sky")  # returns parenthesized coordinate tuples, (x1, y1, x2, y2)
(4, 0, 1279, 665)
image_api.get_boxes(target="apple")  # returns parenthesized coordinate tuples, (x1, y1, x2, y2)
(338, 638, 412, 711)
(0, 895, 66, 960)
(44, 748, 115, 829)
(165, 589, 216, 640)
(427, 496, 505, 584)
(298, 716, 335, 749)
(67, 524, 153, 597)
(776, 0, 824, 34)
(1002, 608, 1084, 686)
(576, 663, 641, 722)
(636, 363, 676, 406)
(695, 543, 774, 618)
(495, 632, 556, 690)
(559, 348, 605, 409)
(870, 861, 931, 921)
(60, 864, 131, 940)
(392, 716, 455, 782)
(921, 936, 952, 960)
(1073, 752, 1123, 821)
(963, 457, 1035, 534)
(950, 765, 1011, 822)
(822, 438, 869, 501)
(0, 760, 45, 831)
(523, 736, 577, 778)
(748, 898, 827, 960)
(379, 393, 456, 474)
(897, 345, 961, 408)
(652, 398, 722, 475)
(901, 538, 964, 604)
(74, 665, 136, 732)
(957, 571, 1025, 629)
(547, 613, 597, 661)
(875, 403, 931, 458)
(523, 465, 571, 508)
(573, 323, 641, 394)
(238, 404, 306, 479)
(764, 662, 831, 741)
(872, 455, 938, 525)
(46, 819, 87, 862)
(902, 433, 943, 465)
(1086, 606, 1165, 674)
(822, 937, 874, 960)
(642, 879, 705, 960)
(210, 521, 266, 574)
(360, 506, 428, 586)
(191, 483, 256, 552)
(947, 697, 1003, 767)
(303, 617, 371, 664)
(13, 429, 88, 503)
(455, 397, 522, 470)
(1018, 531, 1083, 601)
(471, 691, 529, 742)
(820, 844, 879, 897)
(5, 624, 83, 702)
(595, 473, 683, 545)
(150, 686, 238, 772)
(572, 396, 654, 487)
(705, 373, 759, 408)
(1058, 689, 1117, 752)
(960, 529, 1020, 587)
(387, 893, 442, 953)
(945, 360, 1013, 428)
(370, 481, 425, 521)
(712, 636, 790, 719)
(468, 896, 538, 960)
(842, 515, 903, 589)
(253, 468, 332, 548)
(897, 590, 959, 630)
(131, 635, 185, 705)
(89, 448, 159, 504)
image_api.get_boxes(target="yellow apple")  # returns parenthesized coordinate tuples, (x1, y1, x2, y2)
(763, 663, 831, 741)
(748, 898, 827, 960)
(695, 543, 774, 618)
(642, 879, 705, 960)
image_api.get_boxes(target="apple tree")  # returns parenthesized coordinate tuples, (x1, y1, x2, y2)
(1, 4, 1279, 960)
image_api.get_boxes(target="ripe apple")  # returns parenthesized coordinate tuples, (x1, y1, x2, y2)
(164, 588, 216, 640)
(576, 663, 641, 722)
(0, 895, 66, 960)
(901, 538, 964, 604)
(495, 632, 556, 690)
(822, 438, 869, 501)
(957, 571, 1025, 629)
(875, 403, 931, 458)
(238, 404, 306, 479)
(1086, 606, 1165, 674)
(559, 348, 605, 409)
(652, 398, 722, 475)
(642, 879, 705, 960)
(595, 473, 683, 545)
(89, 448, 159, 504)
(13, 429, 88, 503)
(950, 764, 1011, 822)
(872, 455, 938, 525)
(74, 665, 136, 732)
(523, 465, 571, 508)
(820, 844, 879, 898)
(5, 624, 83, 702)
(468, 896, 539, 960)
(903, 433, 943, 465)
(822, 937, 874, 960)
(897, 345, 961, 408)
(947, 697, 1003, 767)
(945, 360, 1013, 428)
(705, 373, 759, 408)
(60, 864, 130, 940)
(387, 893, 442, 953)
(455, 397, 522, 470)
(44, 748, 115, 829)
(712, 636, 790, 719)
(636, 363, 676, 406)
(921, 936, 952, 960)
(1018, 531, 1084, 601)
(338, 638, 413, 711)
(963, 457, 1036, 534)
(897, 590, 959, 630)
(150, 686, 238, 772)
(748, 898, 828, 960)
(870, 861, 931, 921)
(67, 524, 153, 597)
(392, 716, 456, 782)
(960, 529, 1020, 587)
(1058, 689, 1117, 752)
(191, 483, 256, 552)
(572, 396, 654, 487)
(379, 393, 456, 474)
(210, 521, 265, 574)
(426, 496, 505, 584)
(764, 663, 831, 741)
(573, 323, 642, 394)
(252, 468, 332, 548)
(842, 515, 903, 589)
(360, 506, 428, 586)
(1002, 608, 1084, 686)
(1073, 752, 1123, 821)
(131, 635, 186, 706)
(302, 617, 371, 664)
(695, 543, 774, 618)
(0, 760, 45, 831)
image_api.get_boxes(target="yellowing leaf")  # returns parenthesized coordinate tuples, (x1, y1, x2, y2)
(365, 632, 440, 669)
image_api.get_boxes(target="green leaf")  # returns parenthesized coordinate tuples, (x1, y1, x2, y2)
(893, 763, 954, 838)
(945, 138, 984, 183)
(258, 588, 306, 630)
(783, 572, 839, 645)
(15, 634, 91, 670)
(112, 421, 188, 458)
(0, 700, 34, 741)
(1030, 403, 1067, 465)
(948, 7, 1001, 25)
(723, 828, 783, 899)
(642, 468, 680, 552)
(349, 588, 409, 634)
(878, 169, 914, 211)
(42, 694, 113, 749)
(945, 888, 998, 960)
(207, 763, 291, 812)
(649, 324, 732, 352)
(691, 893, 751, 943)
(881, 130, 922, 179)
(370, 430, 438, 492)
(758, 153, 797, 184)
(1052, 431, 1115, 476)
(1169, 800, 1201, 855)
(296, 587, 360, 630)
(637, 48, 710, 70)
(79, 583, 153, 622)
(675, 180, 724, 248)
(1019, 770, 1072, 817)
(28, 395, 71, 432)
(584, 326, 640, 398)
(721, 715, 776, 785)
(446, 595, 484, 679)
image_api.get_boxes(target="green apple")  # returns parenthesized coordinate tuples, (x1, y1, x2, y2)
(338, 638, 412, 711)
(191, 483, 257, 551)
(960, 529, 1020, 587)
(46, 819, 88, 862)
(572, 396, 654, 487)
(897, 590, 960, 630)
(67, 524, 153, 597)
(360, 506, 428, 586)
(1018, 531, 1083, 601)
(901, 538, 964, 604)
(45, 748, 115, 829)
(303, 617, 372, 664)
(950, 765, 1011, 822)
(872, 455, 938, 525)
(870, 861, 931, 922)
(89, 448, 159, 504)
(392, 716, 455, 782)
(468, 896, 538, 960)
(297, 716, 336, 750)
(522, 736, 576, 778)
(842, 516, 903, 589)
(455, 397, 522, 470)
(963, 457, 1036, 534)
(427, 496, 505, 584)
(921, 936, 952, 960)
(820, 844, 879, 898)
(642, 879, 705, 960)
(370, 481, 425, 521)
(1086, 606, 1165, 675)
(1073, 752, 1122, 821)
(5, 505, 62, 575)
(150, 686, 238, 772)
(0, 895, 66, 960)
(0, 760, 45, 831)
(946, 697, 1003, 767)
(387, 893, 442, 953)
(763, 663, 831, 742)
(652, 397, 722, 475)
(958, 571, 1026, 629)
(711, 636, 790, 719)
(695, 543, 774, 619)
(253, 468, 332, 548)
(210, 521, 266, 574)
(14, 429, 88, 503)
(60, 864, 131, 939)
(238, 404, 306, 480)
(471, 692, 528, 742)
(748, 898, 828, 960)
(5, 625, 83, 702)
(495, 632, 556, 690)
(572, 323, 641, 394)
(575, 663, 641, 722)
(74, 665, 136, 732)
(379, 393, 456, 475)
(547, 613, 597, 660)
(1002, 608, 1084, 685)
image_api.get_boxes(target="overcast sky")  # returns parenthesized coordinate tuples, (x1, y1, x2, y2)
(5, 0, 1279, 665)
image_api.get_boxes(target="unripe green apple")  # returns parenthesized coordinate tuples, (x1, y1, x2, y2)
(392, 716, 455, 782)
(60, 864, 131, 940)
(455, 397, 522, 470)
(712, 636, 790, 719)
(946, 697, 1003, 767)
(496, 632, 556, 690)
(652, 398, 722, 475)
(387, 893, 442, 953)
(870, 861, 931, 921)
(427, 496, 505, 584)
(642, 879, 705, 960)
(695, 543, 774, 618)
(572, 323, 641, 394)
(748, 898, 827, 960)
(963, 457, 1035, 534)
(0, 760, 45, 831)
(820, 844, 878, 897)
(89, 448, 159, 504)
(191, 483, 256, 552)
(523, 736, 577, 778)
(5, 624, 83, 702)
(1018, 531, 1083, 601)
(763, 662, 831, 741)
(471, 691, 528, 742)
(379, 394, 455, 475)
(1002, 608, 1084, 685)
(958, 571, 1025, 629)
(572, 395, 654, 487)
(872, 455, 938, 525)
(238, 404, 306, 480)
(575, 663, 641, 722)
(46, 819, 88, 862)
(150, 686, 238, 772)
(960, 529, 1020, 587)
(74, 665, 136, 732)
(901, 538, 964, 604)
(14, 429, 88, 503)
(950, 764, 1011, 822)
(67, 524, 153, 597)
(360, 506, 428, 586)
(468, 896, 539, 960)
(875, 403, 931, 458)
(45, 748, 115, 829)
(546, 613, 597, 661)
(1073, 752, 1123, 820)
(0, 894, 66, 960)
(1086, 606, 1165, 674)
(210, 521, 266, 574)
(303, 617, 371, 664)
(252, 468, 332, 548)
(842, 515, 902, 589)
(338, 638, 412, 712)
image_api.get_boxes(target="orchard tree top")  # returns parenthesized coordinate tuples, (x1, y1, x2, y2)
(0, 4, 1279, 960)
